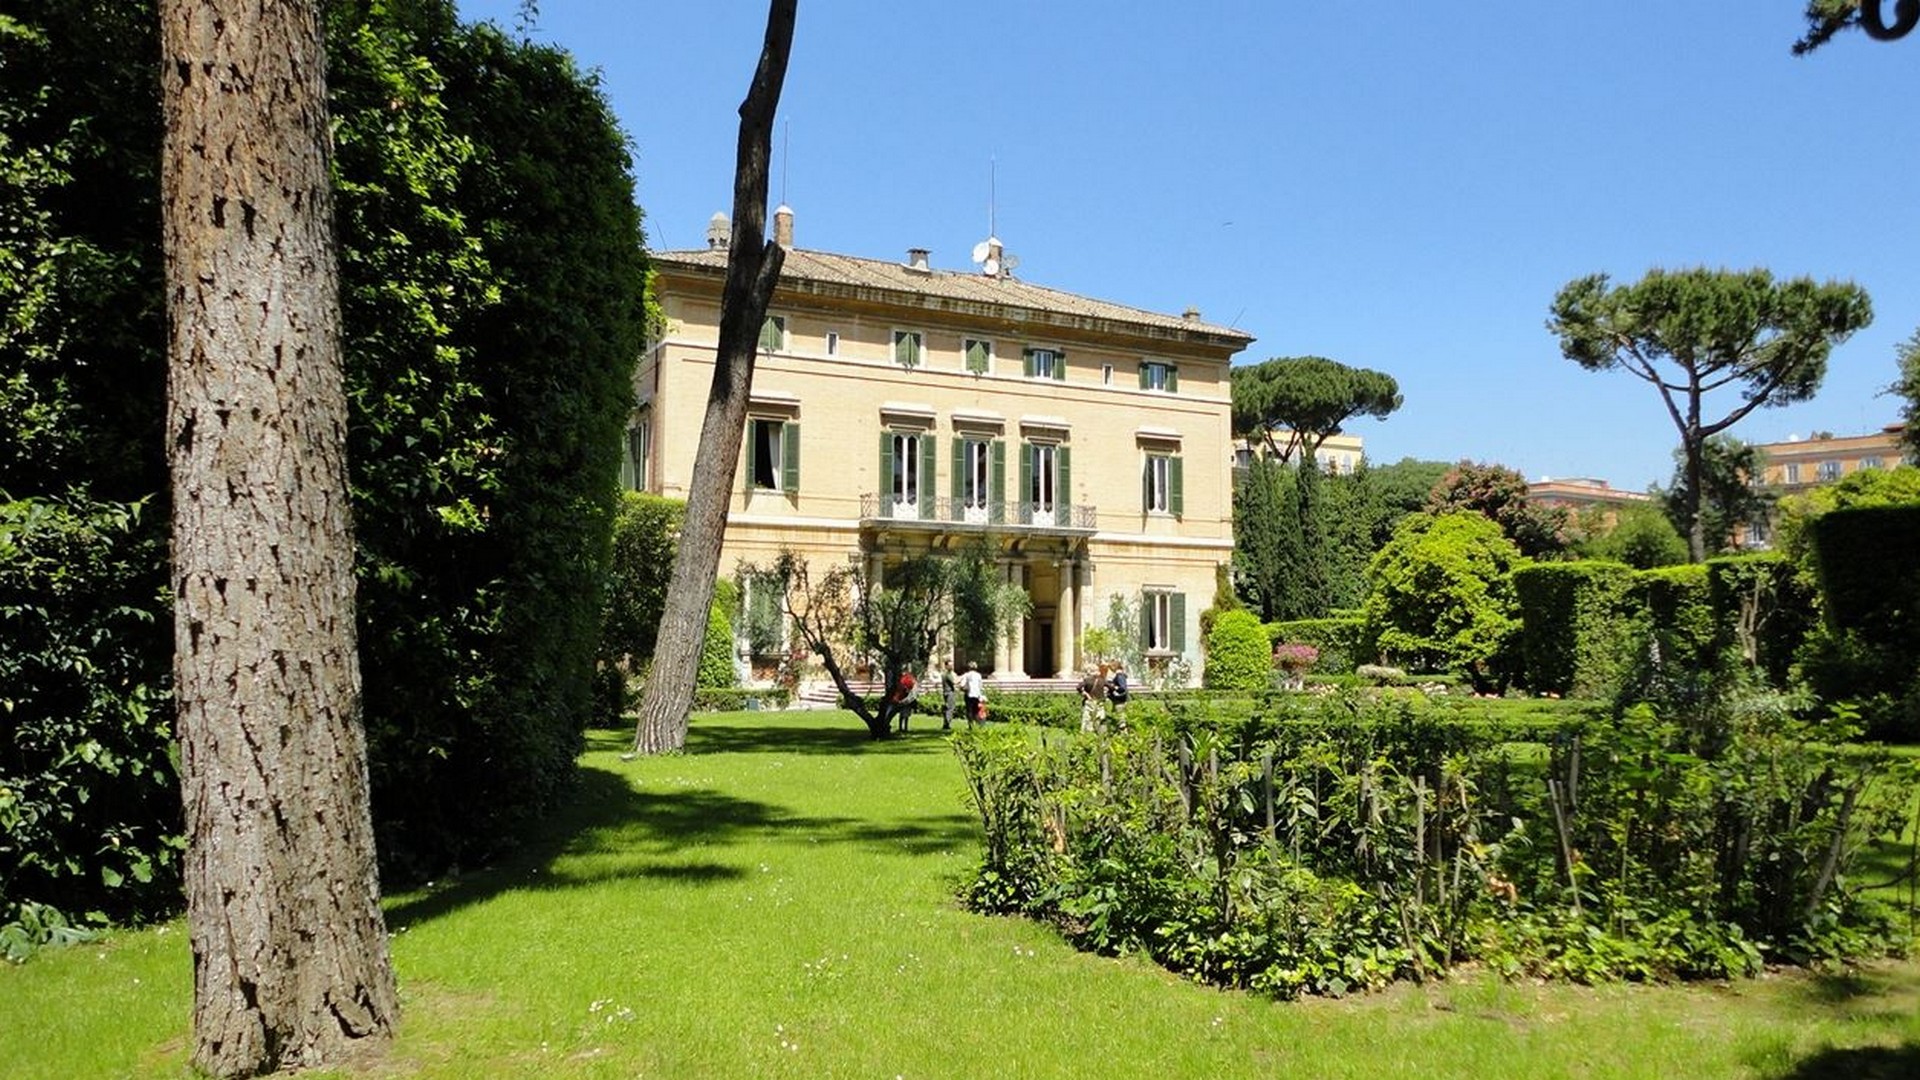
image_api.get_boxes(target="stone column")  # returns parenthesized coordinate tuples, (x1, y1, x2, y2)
(1055, 559, 1078, 678)
(997, 560, 1028, 680)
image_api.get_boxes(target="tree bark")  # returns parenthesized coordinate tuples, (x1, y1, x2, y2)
(633, 0, 796, 754)
(160, 2, 397, 1074)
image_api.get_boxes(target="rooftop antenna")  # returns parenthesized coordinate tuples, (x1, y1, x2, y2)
(970, 156, 1018, 277)
(780, 120, 789, 207)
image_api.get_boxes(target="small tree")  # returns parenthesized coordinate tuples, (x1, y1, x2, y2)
(1230, 355, 1402, 464)
(1654, 435, 1773, 557)
(1427, 460, 1568, 558)
(1580, 502, 1689, 569)
(1362, 511, 1525, 693)
(752, 542, 1025, 738)
(1890, 327, 1920, 462)
(1549, 267, 1872, 561)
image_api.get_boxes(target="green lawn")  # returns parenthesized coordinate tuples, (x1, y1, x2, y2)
(5, 711, 1919, 1078)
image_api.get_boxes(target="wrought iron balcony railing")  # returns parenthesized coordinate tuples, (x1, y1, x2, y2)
(858, 493, 1097, 531)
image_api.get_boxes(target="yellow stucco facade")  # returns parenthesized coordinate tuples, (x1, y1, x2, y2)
(632, 221, 1253, 685)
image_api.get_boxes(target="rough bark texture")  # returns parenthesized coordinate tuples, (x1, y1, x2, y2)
(633, 0, 795, 754)
(160, 1, 397, 1074)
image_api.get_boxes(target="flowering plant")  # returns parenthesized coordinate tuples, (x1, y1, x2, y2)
(1272, 642, 1320, 673)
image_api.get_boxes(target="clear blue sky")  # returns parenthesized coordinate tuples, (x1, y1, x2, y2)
(453, 2, 1916, 491)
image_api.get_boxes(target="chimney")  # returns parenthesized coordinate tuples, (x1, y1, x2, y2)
(773, 204, 793, 248)
(1182, 306, 1202, 322)
(905, 247, 931, 272)
(706, 211, 731, 251)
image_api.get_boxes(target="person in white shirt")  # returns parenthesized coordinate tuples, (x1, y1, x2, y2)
(961, 661, 985, 726)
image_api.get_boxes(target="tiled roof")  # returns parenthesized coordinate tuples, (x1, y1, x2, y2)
(652, 246, 1254, 345)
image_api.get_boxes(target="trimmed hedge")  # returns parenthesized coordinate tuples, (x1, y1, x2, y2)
(1265, 617, 1363, 674)
(1804, 505, 1920, 739)
(1704, 553, 1816, 686)
(1513, 560, 1637, 697)
(1632, 563, 1713, 674)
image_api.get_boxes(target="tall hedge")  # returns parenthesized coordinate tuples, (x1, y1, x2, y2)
(1704, 553, 1815, 688)
(1265, 617, 1364, 674)
(1803, 505, 1920, 739)
(1, 0, 650, 932)
(1513, 561, 1637, 698)
(1632, 563, 1714, 675)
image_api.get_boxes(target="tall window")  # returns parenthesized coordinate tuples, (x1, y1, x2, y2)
(1144, 452, 1183, 516)
(893, 330, 923, 369)
(1784, 462, 1801, 484)
(825, 331, 840, 356)
(890, 431, 919, 509)
(1142, 590, 1186, 653)
(962, 439, 990, 509)
(1817, 459, 1841, 482)
(1862, 456, 1885, 470)
(1029, 443, 1056, 514)
(1139, 361, 1177, 392)
(620, 412, 652, 491)
(747, 418, 797, 492)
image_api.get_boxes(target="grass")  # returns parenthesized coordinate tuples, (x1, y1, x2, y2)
(4, 710, 1920, 1078)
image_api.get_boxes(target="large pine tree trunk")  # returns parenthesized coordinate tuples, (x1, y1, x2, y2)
(633, 0, 795, 755)
(160, 2, 397, 1074)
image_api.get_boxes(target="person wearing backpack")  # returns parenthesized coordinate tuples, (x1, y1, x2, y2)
(1106, 661, 1129, 724)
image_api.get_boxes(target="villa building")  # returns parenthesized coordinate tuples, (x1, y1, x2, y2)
(628, 209, 1254, 685)
(1526, 476, 1654, 528)
(1749, 424, 1908, 495)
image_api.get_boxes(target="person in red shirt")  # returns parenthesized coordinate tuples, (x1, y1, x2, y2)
(890, 669, 918, 733)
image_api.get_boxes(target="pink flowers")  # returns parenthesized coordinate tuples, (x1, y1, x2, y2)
(1272, 642, 1320, 674)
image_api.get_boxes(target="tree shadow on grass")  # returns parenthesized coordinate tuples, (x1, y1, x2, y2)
(1766, 1044, 1920, 1080)
(684, 717, 968, 757)
(386, 741, 980, 928)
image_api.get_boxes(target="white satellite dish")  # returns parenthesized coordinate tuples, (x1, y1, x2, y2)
(970, 238, 993, 264)
(1001, 253, 1020, 274)
(981, 256, 1000, 276)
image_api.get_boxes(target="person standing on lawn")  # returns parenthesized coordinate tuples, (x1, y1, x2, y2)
(961, 661, 985, 727)
(939, 661, 958, 730)
(890, 668, 918, 733)
(1077, 665, 1107, 733)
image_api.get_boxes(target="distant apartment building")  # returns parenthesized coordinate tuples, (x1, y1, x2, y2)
(1750, 424, 1909, 494)
(1526, 476, 1654, 527)
(629, 209, 1254, 685)
(1232, 432, 1366, 475)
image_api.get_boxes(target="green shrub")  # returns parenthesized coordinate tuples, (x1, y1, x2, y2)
(955, 690, 1917, 999)
(1203, 610, 1271, 691)
(697, 601, 738, 690)
(1265, 617, 1363, 674)
(1361, 512, 1524, 692)
(1705, 553, 1815, 687)
(1805, 505, 1920, 739)
(1513, 560, 1638, 698)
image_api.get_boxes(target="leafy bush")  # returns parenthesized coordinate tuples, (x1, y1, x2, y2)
(955, 690, 1916, 999)
(690, 687, 792, 712)
(1361, 512, 1525, 693)
(1804, 505, 1920, 739)
(697, 600, 738, 691)
(1203, 610, 1270, 691)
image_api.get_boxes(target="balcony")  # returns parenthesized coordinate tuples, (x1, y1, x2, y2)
(858, 493, 1097, 534)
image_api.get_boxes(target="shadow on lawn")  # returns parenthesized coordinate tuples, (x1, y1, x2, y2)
(685, 717, 970, 757)
(387, 726, 978, 928)
(1767, 1044, 1920, 1080)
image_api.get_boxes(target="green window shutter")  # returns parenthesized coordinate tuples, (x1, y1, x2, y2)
(1138, 363, 1150, 390)
(1166, 365, 1179, 393)
(919, 433, 937, 519)
(745, 423, 759, 489)
(1054, 349, 1067, 381)
(782, 422, 800, 493)
(1018, 444, 1034, 523)
(1169, 455, 1184, 518)
(990, 440, 1006, 524)
(879, 431, 894, 498)
(1170, 593, 1187, 652)
(1022, 348, 1035, 379)
(1138, 593, 1152, 651)
(966, 339, 988, 374)
(760, 316, 782, 352)
(1142, 455, 1154, 512)
(950, 437, 965, 505)
(1057, 445, 1072, 518)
